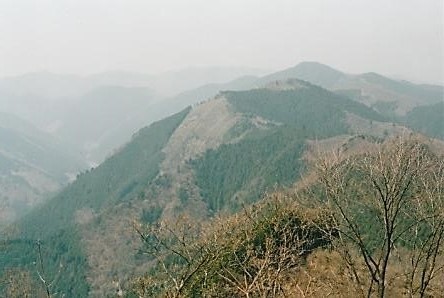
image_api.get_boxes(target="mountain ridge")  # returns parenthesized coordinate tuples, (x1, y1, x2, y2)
(2, 79, 421, 296)
(1, 62, 442, 295)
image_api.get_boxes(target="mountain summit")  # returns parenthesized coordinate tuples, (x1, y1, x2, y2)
(261, 61, 347, 88)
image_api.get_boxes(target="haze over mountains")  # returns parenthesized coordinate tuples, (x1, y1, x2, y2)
(0, 112, 86, 225)
(0, 0, 442, 295)
(0, 66, 268, 161)
(0, 62, 442, 226)
(0, 60, 442, 296)
(0, 58, 442, 296)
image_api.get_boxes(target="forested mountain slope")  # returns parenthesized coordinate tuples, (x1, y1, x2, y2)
(404, 101, 444, 139)
(0, 80, 423, 296)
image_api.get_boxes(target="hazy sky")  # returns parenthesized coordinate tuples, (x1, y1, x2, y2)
(0, 0, 443, 83)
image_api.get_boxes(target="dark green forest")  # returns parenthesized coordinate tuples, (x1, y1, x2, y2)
(191, 127, 306, 213)
(405, 101, 444, 139)
(225, 86, 385, 138)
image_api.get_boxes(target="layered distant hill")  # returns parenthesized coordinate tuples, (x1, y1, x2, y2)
(260, 62, 443, 116)
(153, 62, 443, 133)
(0, 67, 268, 164)
(1, 62, 441, 166)
(0, 66, 268, 99)
(0, 113, 86, 225)
(404, 101, 444, 139)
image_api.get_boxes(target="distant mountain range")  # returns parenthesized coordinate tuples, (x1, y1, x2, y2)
(0, 62, 441, 223)
(0, 62, 441, 165)
(0, 66, 268, 99)
(154, 61, 443, 128)
(0, 66, 268, 164)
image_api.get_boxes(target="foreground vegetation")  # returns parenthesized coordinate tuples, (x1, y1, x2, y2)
(130, 137, 444, 297)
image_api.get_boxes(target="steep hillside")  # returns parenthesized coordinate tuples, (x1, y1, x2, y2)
(129, 136, 444, 298)
(1, 81, 413, 296)
(0, 113, 86, 225)
(188, 84, 387, 215)
(405, 101, 444, 139)
(336, 73, 443, 115)
(1, 108, 191, 295)
(17, 107, 191, 238)
(0, 113, 85, 179)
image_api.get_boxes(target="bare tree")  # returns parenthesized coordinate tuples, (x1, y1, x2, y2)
(35, 240, 63, 298)
(315, 137, 444, 297)
(132, 194, 335, 297)
(404, 157, 444, 297)
(133, 216, 218, 297)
